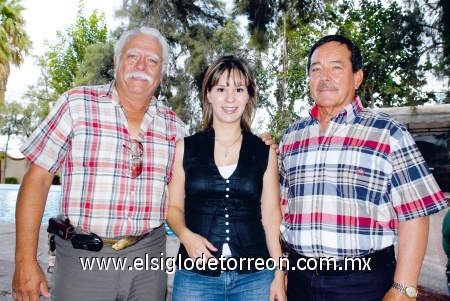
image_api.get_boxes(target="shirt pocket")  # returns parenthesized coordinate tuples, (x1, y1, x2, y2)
(327, 145, 392, 203)
(144, 137, 175, 182)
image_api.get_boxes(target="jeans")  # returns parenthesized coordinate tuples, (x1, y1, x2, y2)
(286, 260, 396, 301)
(172, 268, 274, 301)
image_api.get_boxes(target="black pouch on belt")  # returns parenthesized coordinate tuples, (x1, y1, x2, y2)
(71, 233, 103, 252)
(47, 217, 76, 240)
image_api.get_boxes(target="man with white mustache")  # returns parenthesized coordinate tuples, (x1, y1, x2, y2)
(278, 35, 448, 301)
(12, 27, 186, 301)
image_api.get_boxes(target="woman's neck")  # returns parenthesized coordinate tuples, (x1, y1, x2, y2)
(212, 123, 242, 141)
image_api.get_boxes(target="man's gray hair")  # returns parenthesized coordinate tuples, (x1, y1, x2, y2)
(114, 26, 170, 75)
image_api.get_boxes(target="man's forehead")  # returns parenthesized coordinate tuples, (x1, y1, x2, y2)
(312, 42, 351, 61)
(125, 47, 161, 58)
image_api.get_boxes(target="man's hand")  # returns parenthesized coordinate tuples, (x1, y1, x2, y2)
(259, 132, 279, 153)
(382, 287, 415, 301)
(12, 260, 51, 300)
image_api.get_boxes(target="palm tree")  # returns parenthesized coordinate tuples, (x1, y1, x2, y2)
(0, 0, 32, 100)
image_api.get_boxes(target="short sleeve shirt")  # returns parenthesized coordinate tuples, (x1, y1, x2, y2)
(279, 97, 448, 260)
(20, 81, 186, 238)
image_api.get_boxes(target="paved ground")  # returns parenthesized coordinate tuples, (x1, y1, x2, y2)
(0, 207, 449, 301)
(416, 206, 449, 301)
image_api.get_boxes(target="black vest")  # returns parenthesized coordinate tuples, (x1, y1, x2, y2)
(177, 129, 270, 276)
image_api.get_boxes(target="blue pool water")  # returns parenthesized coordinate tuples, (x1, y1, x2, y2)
(0, 184, 175, 236)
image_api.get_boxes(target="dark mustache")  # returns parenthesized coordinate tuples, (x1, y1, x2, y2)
(317, 82, 335, 90)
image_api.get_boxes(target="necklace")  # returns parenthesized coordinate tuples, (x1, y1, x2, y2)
(215, 133, 242, 157)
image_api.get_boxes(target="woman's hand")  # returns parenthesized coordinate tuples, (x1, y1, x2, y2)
(180, 230, 218, 266)
(270, 270, 287, 301)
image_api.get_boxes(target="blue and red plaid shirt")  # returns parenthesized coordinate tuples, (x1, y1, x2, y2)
(20, 81, 186, 238)
(279, 97, 448, 260)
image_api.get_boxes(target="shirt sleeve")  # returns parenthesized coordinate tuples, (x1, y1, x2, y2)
(390, 124, 448, 221)
(20, 92, 74, 173)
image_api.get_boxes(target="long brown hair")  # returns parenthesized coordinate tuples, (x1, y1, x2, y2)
(202, 54, 257, 132)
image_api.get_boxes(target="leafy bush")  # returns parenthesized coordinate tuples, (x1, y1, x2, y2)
(52, 175, 61, 185)
(5, 177, 18, 184)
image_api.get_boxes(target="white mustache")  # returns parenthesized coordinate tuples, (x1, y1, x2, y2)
(125, 71, 154, 84)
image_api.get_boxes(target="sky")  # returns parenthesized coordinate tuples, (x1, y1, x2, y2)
(4, 0, 123, 156)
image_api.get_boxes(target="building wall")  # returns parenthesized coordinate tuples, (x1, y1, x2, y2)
(0, 155, 29, 183)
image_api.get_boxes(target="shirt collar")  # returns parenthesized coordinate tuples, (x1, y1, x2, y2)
(309, 96, 364, 124)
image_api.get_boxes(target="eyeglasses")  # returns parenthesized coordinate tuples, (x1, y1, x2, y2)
(123, 139, 143, 178)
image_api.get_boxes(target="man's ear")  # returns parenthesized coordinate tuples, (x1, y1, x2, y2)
(354, 69, 364, 89)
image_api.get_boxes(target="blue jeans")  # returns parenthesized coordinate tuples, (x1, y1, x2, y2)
(287, 260, 396, 301)
(172, 268, 274, 301)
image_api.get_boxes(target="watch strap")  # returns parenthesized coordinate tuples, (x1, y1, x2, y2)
(392, 281, 418, 297)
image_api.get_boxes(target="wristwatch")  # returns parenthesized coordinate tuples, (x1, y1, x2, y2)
(392, 281, 418, 298)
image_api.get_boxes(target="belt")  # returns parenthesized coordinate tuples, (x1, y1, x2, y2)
(102, 232, 150, 249)
(82, 224, 163, 250)
(288, 245, 396, 276)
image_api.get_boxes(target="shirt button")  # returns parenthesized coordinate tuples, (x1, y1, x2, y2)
(225, 214, 229, 218)
(226, 229, 230, 233)
(226, 237, 230, 241)
(316, 177, 321, 181)
(315, 235, 318, 239)
(226, 180, 230, 183)
(225, 208, 228, 211)
(226, 188, 230, 191)
(225, 222, 229, 225)
(130, 191, 135, 196)
(225, 195, 229, 198)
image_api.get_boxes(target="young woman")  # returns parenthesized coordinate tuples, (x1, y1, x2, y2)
(167, 55, 286, 301)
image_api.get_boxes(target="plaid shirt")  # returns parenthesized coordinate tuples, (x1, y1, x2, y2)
(279, 97, 448, 260)
(21, 81, 186, 238)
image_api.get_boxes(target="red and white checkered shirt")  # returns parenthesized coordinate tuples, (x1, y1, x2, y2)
(279, 96, 448, 260)
(20, 81, 186, 238)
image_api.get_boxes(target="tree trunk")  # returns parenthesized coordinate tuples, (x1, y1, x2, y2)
(0, 63, 10, 101)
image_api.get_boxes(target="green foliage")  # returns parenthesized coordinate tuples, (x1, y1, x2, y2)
(5, 177, 18, 184)
(46, 1, 107, 94)
(234, 0, 277, 49)
(339, 0, 432, 107)
(0, 100, 22, 138)
(74, 41, 114, 86)
(0, 0, 32, 99)
(235, 0, 446, 139)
